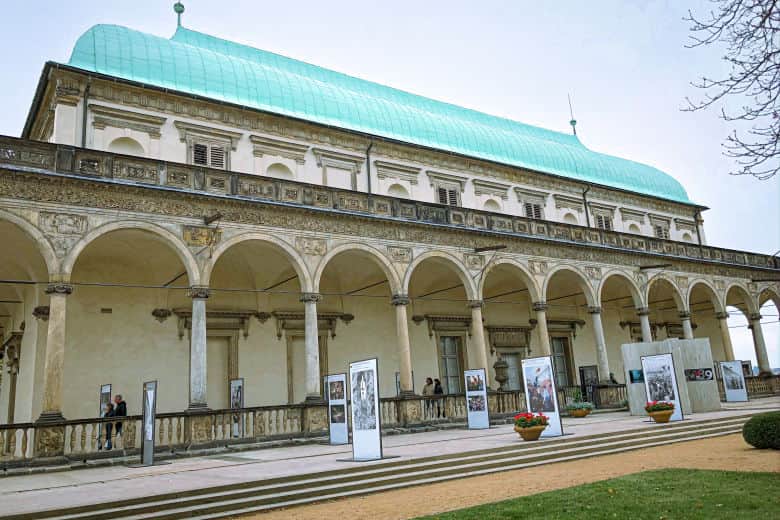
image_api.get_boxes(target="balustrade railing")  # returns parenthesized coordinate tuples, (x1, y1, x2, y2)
(2, 377, 776, 468)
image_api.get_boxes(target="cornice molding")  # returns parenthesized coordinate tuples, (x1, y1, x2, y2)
(374, 160, 421, 185)
(173, 120, 242, 150)
(473, 178, 510, 200)
(250, 135, 309, 164)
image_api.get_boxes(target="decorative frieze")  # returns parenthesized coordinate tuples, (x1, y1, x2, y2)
(387, 246, 412, 263)
(39, 212, 87, 235)
(89, 104, 166, 138)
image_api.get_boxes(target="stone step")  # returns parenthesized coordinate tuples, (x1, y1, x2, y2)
(18, 414, 750, 520)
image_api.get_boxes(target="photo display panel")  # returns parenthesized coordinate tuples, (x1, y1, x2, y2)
(325, 373, 349, 445)
(141, 380, 158, 465)
(720, 360, 748, 402)
(521, 356, 563, 437)
(98, 383, 112, 441)
(641, 353, 684, 422)
(464, 368, 489, 429)
(349, 358, 382, 460)
(229, 378, 244, 438)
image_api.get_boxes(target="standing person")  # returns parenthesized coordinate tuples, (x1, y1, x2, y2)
(422, 377, 434, 418)
(114, 394, 127, 439)
(433, 378, 445, 418)
(102, 402, 115, 450)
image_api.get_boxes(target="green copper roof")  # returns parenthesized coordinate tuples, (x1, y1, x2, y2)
(67, 24, 691, 204)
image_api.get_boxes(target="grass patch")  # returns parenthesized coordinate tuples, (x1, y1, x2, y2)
(417, 469, 780, 519)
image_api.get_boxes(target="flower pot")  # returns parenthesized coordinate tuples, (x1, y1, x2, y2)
(514, 425, 547, 441)
(569, 408, 591, 418)
(649, 410, 674, 423)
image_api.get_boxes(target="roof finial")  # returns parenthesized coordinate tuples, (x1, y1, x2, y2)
(174, 2, 185, 27)
(567, 93, 577, 136)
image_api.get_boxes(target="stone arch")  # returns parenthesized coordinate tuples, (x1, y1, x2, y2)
(108, 136, 145, 156)
(313, 243, 402, 295)
(62, 221, 200, 285)
(724, 282, 758, 317)
(387, 183, 409, 199)
(203, 232, 311, 292)
(758, 286, 780, 315)
(687, 279, 725, 314)
(542, 264, 597, 306)
(597, 270, 645, 308)
(478, 258, 541, 302)
(0, 208, 58, 278)
(644, 274, 686, 311)
(562, 212, 578, 225)
(403, 250, 478, 300)
(266, 162, 294, 179)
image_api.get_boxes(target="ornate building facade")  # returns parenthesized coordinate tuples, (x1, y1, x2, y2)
(0, 20, 778, 442)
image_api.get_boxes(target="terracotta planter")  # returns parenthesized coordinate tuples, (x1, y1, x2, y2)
(568, 408, 591, 418)
(648, 410, 674, 423)
(514, 424, 547, 441)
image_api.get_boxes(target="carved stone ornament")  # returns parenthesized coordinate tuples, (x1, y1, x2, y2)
(391, 294, 410, 306)
(39, 211, 87, 235)
(532, 301, 548, 312)
(188, 286, 210, 299)
(32, 306, 50, 321)
(715, 311, 730, 320)
(587, 306, 602, 314)
(295, 236, 327, 256)
(45, 283, 73, 295)
(678, 311, 692, 319)
(636, 307, 650, 316)
(528, 259, 549, 275)
(388, 246, 412, 263)
(464, 254, 485, 270)
(151, 308, 172, 323)
(183, 225, 221, 247)
(299, 292, 322, 303)
(584, 265, 602, 281)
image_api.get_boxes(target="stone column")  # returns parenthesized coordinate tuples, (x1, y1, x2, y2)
(301, 293, 323, 401)
(679, 311, 694, 340)
(532, 301, 551, 355)
(715, 312, 735, 361)
(469, 300, 490, 385)
(38, 283, 73, 422)
(748, 313, 772, 374)
(188, 286, 209, 411)
(392, 294, 414, 396)
(588, 306, 611, 384)
(636, 307, 653, 342)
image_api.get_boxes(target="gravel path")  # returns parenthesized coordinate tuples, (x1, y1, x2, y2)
(246, 434, 780, 520)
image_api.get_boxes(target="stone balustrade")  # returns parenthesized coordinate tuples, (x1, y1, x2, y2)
(1, 135, 778, 272)
(1, 379, 776, 469)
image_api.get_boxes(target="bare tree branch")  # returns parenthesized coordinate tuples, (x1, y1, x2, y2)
(685, 0, 780, 179)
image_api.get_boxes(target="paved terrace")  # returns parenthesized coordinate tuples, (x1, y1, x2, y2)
(1, 398, 777, 517)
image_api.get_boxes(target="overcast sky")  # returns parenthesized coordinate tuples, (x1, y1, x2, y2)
(0, 1, 777, 367)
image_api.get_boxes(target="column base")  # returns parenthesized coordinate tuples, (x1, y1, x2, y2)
(185, 403, 210, 414)
(35, 411, 66, 424)
(304, 394, 327, 405)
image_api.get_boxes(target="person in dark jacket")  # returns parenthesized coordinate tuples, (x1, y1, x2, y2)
(102, 402, 115, 450)
(114, 394, 127, 437)
(433, 378, 445, 418)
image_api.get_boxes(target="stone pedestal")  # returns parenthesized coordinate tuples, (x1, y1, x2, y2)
(185, 412, 213, 446)
(398, 397, 423, 427)
(302, 402, 328, 436)
(33, 423, 66, 458)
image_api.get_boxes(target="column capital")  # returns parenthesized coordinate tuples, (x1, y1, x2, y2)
(45, 283, 73, 295)
(468, 300, 484, 309)
(636, 307, 650, 316)
(532, 301, 548, 312)
(391, 294, 410, 306)
(587, 306, 602, 315)
(32, 305, 50, 321)
(715, 311, 730, 320)
(187, 286, 210, 299)
(748, 313, 762, 322)
(300, 292, 322, 303)
(678, 311, 692, 319)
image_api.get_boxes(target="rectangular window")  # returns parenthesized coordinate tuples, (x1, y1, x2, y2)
(595, 214, 612, 230)
(438, 336, 463, 393)
(436, 186, 460, 207)
(550, 337, 571, 387)
(524, 202, 543, 220)
(191, 141, 228, 170)
(654, 225, 670, 239)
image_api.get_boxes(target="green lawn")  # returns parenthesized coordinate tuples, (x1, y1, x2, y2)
(417, 469, 779, 519)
